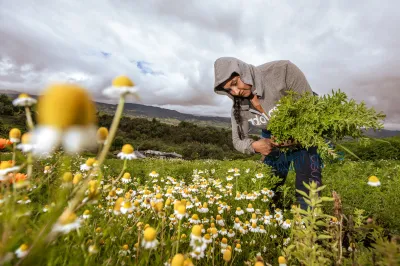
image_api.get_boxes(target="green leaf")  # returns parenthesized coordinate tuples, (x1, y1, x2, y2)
(317, 235, 333, 240)
(321, 197, 334, 202)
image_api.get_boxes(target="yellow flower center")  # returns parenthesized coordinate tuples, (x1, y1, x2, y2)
(0, 161, 12, 170)
(278, 256, 287, 264)
(86, 158, 96, 166)
(252, 213, 256, 219)
(155, 193, 162, 199)
(123, 173, 131, 179)
(63, 172, 73, 182)
(112, 75, 134, 87)
(73, 174, 82, 185)
(236, 243, 241, 248)
(121, 144, 134, 154)
(9, 128, 21, 139)
(177, 205, 186, 215)
(191, 225, 202, 237)
(252, 223, 257, 228)
(223, 249, 232, 262)
(21, 133, 31, 144)
(37, 84, 97, 129)
(171, 253, 185, 266)
(143, 227, 157, 241)
(59, 212, 77, 225)
(368, 176, 379, 182)
(124, 192, 131, 199)
(83, 210, 90, 215)
(18, 93, 29, 98)
(19, 243, 29, 251)
(96, 127, 108, 141)
(285, 219, 291, 224)
(247, 204, 253, 208)
(123, 201, 132, 208)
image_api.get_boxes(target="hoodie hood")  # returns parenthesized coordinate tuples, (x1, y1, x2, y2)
(213, 57, 264, 100)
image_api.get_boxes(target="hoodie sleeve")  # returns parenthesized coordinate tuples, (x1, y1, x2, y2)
(231, 108, 256, 154)
(285, 61, 313, 93)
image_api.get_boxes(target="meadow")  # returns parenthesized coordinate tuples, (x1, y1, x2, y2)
(0, 80, 399, 266)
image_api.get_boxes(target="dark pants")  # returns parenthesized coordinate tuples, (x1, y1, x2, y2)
(261, 129, 323, 210)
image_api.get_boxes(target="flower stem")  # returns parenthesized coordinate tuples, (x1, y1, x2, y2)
(12, 143, 16, 166)
(24, 106, 35, 131)
(114, 159, 127, 185)
(27, 152, 33, 178)
(176, 219, 182, 254)
(96, 96, 125, 167)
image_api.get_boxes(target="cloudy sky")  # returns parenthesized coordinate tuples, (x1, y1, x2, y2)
(0, 0, 399, 129)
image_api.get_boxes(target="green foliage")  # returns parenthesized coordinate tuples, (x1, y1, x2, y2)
(267, 89, 386, 160)
(283, 182, 334, 265)
(337, 136, 400, 160)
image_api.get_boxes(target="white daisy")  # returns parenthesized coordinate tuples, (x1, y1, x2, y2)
(15, 244, 29, 258)
(117, 144, 137, 160)
(102, 75, 140, 99)
(13, 93, 37, 107)
(52, 211, 81, 234)
(367, 176, 381, 187)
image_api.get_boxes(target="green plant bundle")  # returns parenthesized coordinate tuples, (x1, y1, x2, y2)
(267, 89, 386, 160)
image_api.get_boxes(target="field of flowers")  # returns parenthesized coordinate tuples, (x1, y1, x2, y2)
(0, 77, 399, 265)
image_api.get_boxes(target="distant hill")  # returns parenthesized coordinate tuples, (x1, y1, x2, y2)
(1, 91, 399, 138)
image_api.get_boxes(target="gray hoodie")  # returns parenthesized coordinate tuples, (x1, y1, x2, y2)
(213, 57, 313, 154)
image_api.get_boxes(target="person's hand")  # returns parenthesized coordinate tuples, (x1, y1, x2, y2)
(251, 138, 278, 156)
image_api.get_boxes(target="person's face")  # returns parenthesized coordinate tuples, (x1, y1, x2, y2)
(222, 76, 252, 97)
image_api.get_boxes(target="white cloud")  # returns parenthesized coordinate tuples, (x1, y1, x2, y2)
(0, 0, 399, 129)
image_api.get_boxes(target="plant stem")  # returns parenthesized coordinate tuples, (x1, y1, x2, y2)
(27, 152, 33, 178)
(96, 96, 125, 167)
(176, 219, 182, 254)
(25, 106, 35, 131)
(12, 143, 16, 166)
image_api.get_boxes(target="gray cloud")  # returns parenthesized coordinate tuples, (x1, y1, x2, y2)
(0, 0, 399, 129)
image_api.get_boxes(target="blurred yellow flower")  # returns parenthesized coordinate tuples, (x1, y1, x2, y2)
(52, 210, 81, 234)
(142, 227, 158, 249)
(0, 161, 20, 181)
(103, 75, 139, 99)
(13, 93, 37, 107)
(9, 128, 21, 143)
(278, 256, 287, 266)
(171, 253, 185, 266)
(368, 176, 381, 187)
(16, 133, 34, 153)
(223, 249, 232, 262)
(31, 83, 97, 156)
(15, 243, 29, 258)
(96, 127, 108, 144)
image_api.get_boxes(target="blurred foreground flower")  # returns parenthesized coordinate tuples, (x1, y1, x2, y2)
(0, 138, 12, 149)
(0, 161, 20, 181)
(278, 256, 287, 266)
(52, 210, 81, 234)
(9, 128, 21, 143)
(96, 127, 108, 144)
(15, 243, 29, 258)
(31, 84, 98, 156)
(367, 176, 381, 187)
(17, 133, 35, 153)
(141, 227, 159, 249)
(12, 93, 37, 107)
(102, 75, 139, 99)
